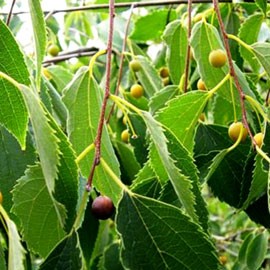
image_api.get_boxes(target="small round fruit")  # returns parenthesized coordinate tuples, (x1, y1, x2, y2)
(48, 44, 60, 57)
(219, 255, 227, 265)
(130, 84, 144, 98)
(197, 79, 206, 90)
(0, 192, 2, 204)
(254, 132, 264, 148)
(122, 115, 127, 125)
(159, 67, 169, 78)
(91, 196, 115, 220)
(193, 13, 203, 23)
(228, 122, 248, 142)
(129, 59, 141, 72)
(199, 113, 205, 122)
(42, 68, 52, 80)
(162, 77, 170, 86)
(209, 49, 227, 68)
(121, 129, 129, 143)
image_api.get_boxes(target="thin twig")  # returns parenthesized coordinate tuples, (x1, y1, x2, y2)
(0, 0, 234, 16)
(212, 0, 255, 145)
(106, 4, 135, 123)
(6, 0, 16, 26)
(86, 0, 115, 190)
(42, 47, 99, 66)
(183, 0, 192, 92)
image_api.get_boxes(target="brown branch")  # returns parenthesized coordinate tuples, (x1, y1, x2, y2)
(6, 0, 16, 26)
(183, 0, 192, 92)
(42, 47, 99, 66)
(212, 0, 255, 145)
(86, 0, 115, 191)
(0, 0, 235, 16)
(106, 4, 135, 123)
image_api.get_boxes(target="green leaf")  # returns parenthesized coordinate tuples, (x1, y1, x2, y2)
(135, 55, 163, 98)
(62, 67, 121, 205)
(131, 161, 161, 199)
(90, 220, 112, 268)
(195, 124, 231, 156)
(0, 127, 36, 212)
(0, 19, 29, 148)
(45, 80, 68, 128)
(28, 0, 46, 88)
(255, 0, 267, 15)
(149, 142, 168, 185)
(238, 13, 263, 72)
(241, 155, 267, 210)
(11, 165, 66, 258)
(116, 192, 219, 270)
(39, 230, 83, 270)
(47, 66, 73, 93)
(163, 20, 188, 85)
(205, 149, 228, 182)
(156, 91, 209, 152)
(149, 85, 179, 114)
(165, 129, 209, 232)
(0, 206, 26, 270)
(238, 232, 255, 265)
(130, 9, 176, 43)
(46, 112, 79, 231)
(246, 231, 268, 270)
(128, 114, 148, 166)
(0, 240, 6, 270)
(245, 194, 270, 227)
(251, 42, 270, 78)
(78, 197, 99, 266)
(100, 242, 124, 270)
(194, 124, 251, 208)
(20, 85, 61, 197)
(142, 111, 197, 222)
(113, 140, 141, 184)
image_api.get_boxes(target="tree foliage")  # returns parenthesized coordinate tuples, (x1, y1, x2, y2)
(0, 0, 270, 269)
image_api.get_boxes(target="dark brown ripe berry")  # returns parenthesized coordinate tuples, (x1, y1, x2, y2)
(130, 84, 144, 98)
(121, 129, 129, 143)
(129, 59, 141, 72)
(197, 79, 206, 90)
(209, 49, 227, 68)
(48, 44, 60, 57)
(91, 196, 115, 220)
(0, 192, 2, 204)
(159, 67, 169, 78)
(228, 122, 248, 142)
(254, 132, 263, 148)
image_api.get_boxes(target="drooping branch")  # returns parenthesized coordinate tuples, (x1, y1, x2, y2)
(6, 0, 16, 25)
(106, 4, 135, 123)
(86, 0, 115, 191)
(0, 0, 237, 16)
(212, 0, 255, 145)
